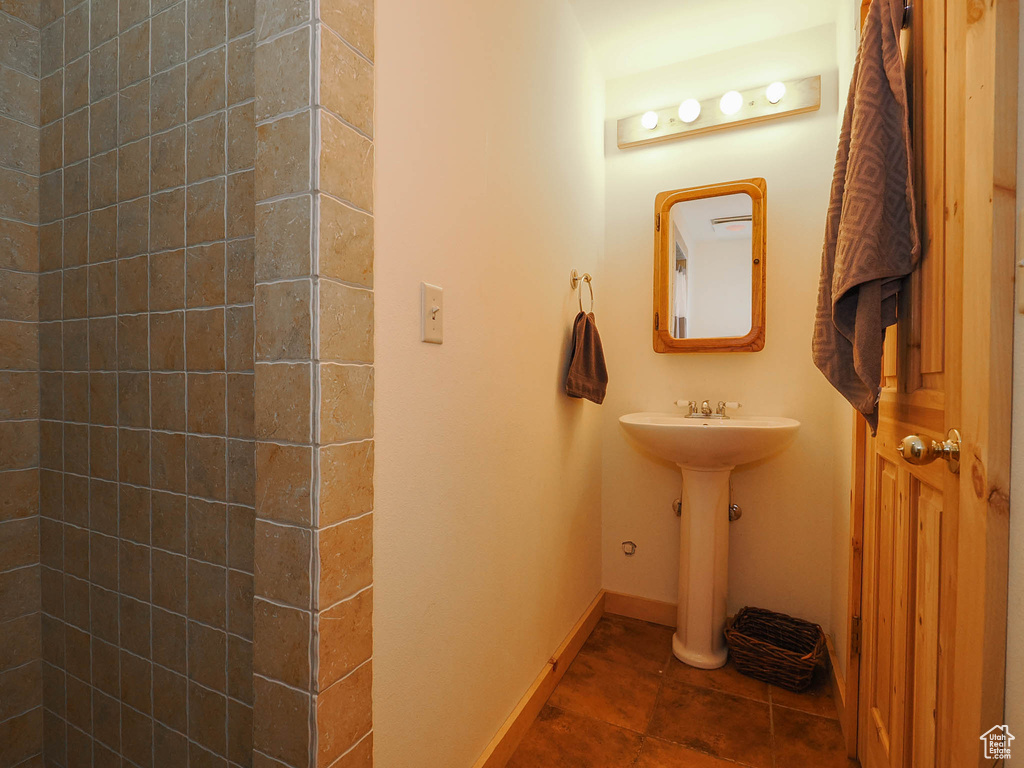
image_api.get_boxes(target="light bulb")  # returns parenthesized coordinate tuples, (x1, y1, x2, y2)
(766, 81, 787, 104)
(677, 99, 701, 123)
(640, 111, 659, 130)
(719, 90, 743, 115)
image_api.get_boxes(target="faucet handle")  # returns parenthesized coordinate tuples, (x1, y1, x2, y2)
(717, 401, 742, 415)
(675, 400, 698, 415)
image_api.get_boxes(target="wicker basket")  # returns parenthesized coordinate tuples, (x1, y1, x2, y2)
(724, 607, 826, 692)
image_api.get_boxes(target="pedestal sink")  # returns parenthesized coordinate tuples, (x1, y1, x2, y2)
(619, 413, 800, 669)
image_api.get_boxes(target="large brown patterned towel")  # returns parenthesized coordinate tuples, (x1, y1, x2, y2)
(812, 0, 919, 433)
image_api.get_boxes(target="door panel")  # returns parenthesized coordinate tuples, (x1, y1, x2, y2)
(854, 1, 1016, 767)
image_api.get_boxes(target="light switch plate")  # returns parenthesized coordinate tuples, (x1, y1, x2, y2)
(421, 282, 443, 343)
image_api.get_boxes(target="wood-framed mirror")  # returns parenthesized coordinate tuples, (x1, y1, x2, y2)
(653, 178, 766, 353)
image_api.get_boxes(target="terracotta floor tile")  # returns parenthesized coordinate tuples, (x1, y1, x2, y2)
(647, 680, 772, 768)
(772, 706, 851, 767)
(507, 706, 644, 768)
(548, 653, 661, 731)
(579, 615, 674, 675)
(770, 668, 837, 719)
(636, 737, 742, 767)
(665, 658, 770, 703)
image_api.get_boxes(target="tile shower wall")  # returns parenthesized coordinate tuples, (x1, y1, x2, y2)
(251, 0, 374, 763)
(0, 0, 43, 764)
(35, 0, 257, 761)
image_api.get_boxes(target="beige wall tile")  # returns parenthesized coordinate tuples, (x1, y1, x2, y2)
(186, 242, 226, 307)
(0, 114, 41, 175)
(151, 64, 187, 133)
(117, 196, 150, 258)
(151, 372, 187, 431)
(0, 167, 39, 223)
(317, 512, 370, 607)
(317, 441, 372, 527)
(315, 660, 371, 765)
(254, 442, 311, 525)
(90, 38, 118, 103)
(228, 0, 254, 38)
(318, 363, 372, 444)
(150, 249, 186, 311)
(254, 362, 310, 442)
(89, 0, 117, 45)
(118, 255, 150, 315)
(187, 46, 226, 120)
(187, 372, 227, 434)
(151, 188, 186, 251)
(253, 675, 310, 766)
(118, 79, 151, 144)
(255, 111, 310, 200)
(254, 27, 308, 121)
(64, 55, 88, 114)
(255, 280, 310, 362)
(226, 305, 255, 371)
(227, 170, 255, 239)
(0, 371, 40, 420)
(253, 598, 310, 688)
(65, 3, 89, 61)
(185, 307, 226, 371)
(89, 150, 117, 210)
(320, 0, 372, 61)
(0, 270, 38, 322)
(186, 177, 226, 245)
(227, 102, 255, 172)
(188, 0, 227, 54)
(151, 124, 186, 191)
(317, 587, 370, 690)
(320, 27, 372, 137)
(227, 373, 255, 438)
(0, 63, 40, 125)
(0, 320, 38, 369)
(187, 112, 226, 183)
(227, 33, 254, 105)
(63, 106, 88, 165)
(317, 280, 372, 363)
(226, 238, 255, 304)
(254, 0, 309, 42)
(255, 195, 311, 281)
(152, 3, 187, 74)
(254, 520, 310, 609)
(90, 94, 117, 154)
(318, 111, 372, 213)
(118, 22, 150, 87)
(118, 138, 151, 202)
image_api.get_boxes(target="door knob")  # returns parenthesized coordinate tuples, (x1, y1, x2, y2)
(897, 429, 961, 474)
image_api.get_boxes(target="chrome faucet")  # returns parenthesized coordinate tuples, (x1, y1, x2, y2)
(675, 400, 742, 419)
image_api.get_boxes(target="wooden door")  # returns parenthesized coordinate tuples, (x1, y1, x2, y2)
(852, 1, 1017, 767)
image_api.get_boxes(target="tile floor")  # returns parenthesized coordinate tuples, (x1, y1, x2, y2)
(508, 614, 853, 768)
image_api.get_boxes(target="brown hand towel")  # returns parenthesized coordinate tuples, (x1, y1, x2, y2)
(566, 311, 608, 404)
(812, 0, 919, 434)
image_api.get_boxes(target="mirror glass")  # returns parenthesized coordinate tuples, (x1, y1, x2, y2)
(668, 192, 753, 339)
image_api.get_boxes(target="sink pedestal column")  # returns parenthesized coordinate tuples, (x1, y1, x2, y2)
(672, 466, 732, 669)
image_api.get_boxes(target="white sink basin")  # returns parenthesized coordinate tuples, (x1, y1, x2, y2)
(619, 413, 800, 471)
(618, 411, 800, 670)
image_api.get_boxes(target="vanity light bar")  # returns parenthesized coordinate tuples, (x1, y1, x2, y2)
(616, 75, 821, 150)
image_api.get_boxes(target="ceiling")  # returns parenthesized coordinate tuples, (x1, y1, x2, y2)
(672, 193, 752, 243)
(568, 0, 843, 79)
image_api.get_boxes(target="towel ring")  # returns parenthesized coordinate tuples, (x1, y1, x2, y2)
(577, 274, 594, 314)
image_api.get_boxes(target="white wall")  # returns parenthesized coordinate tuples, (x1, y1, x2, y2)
(600, 26, 851, 632)
(1005, 4, 1024, 738)
(374, 2, 606, 766)
(686, 238, 753, 339)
